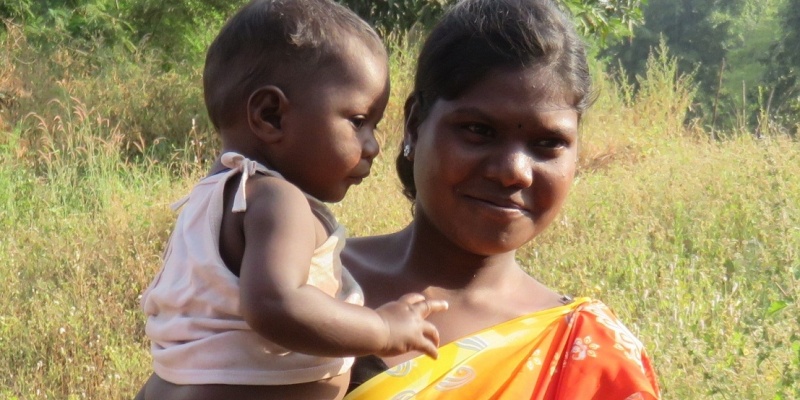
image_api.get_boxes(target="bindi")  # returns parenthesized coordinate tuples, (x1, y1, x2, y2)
(517, 123, 522, 129)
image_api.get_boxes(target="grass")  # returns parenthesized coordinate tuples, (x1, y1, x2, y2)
(1, 24, 799, 399)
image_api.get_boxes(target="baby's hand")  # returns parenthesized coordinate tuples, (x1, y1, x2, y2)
(375, 293, 448, 359)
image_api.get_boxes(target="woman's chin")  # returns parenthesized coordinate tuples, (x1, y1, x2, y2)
(450, 228, 537, 257)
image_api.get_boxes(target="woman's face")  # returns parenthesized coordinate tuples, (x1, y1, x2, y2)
(408, 66, 579, 256)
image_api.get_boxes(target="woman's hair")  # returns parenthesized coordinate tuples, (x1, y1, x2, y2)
(397, 0, 591, 200)
(203, 0, 382, 130)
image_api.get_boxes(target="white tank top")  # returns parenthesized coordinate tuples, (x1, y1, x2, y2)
(141, 152, 363, 385)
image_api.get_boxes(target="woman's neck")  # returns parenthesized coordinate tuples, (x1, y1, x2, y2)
(398, 215, 521, 293)
(375, 217, 561, 366)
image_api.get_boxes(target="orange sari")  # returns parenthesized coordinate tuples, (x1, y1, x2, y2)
(345, 298, 659, 399)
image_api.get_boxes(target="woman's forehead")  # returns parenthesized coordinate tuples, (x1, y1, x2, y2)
(451, 67, 578, 111)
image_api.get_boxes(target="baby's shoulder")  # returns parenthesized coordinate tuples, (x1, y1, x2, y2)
(246, 173, 304, 198)
(244, 174, 310, 209)
(238, 174, 318, 227)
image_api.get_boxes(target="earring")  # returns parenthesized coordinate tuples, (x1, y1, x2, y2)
(403, 144, 411, 158)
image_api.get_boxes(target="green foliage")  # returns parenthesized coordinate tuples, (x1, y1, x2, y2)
(1, 0, 135, 51)
(339, 0, 646, 42)
(123, 0, 239, 61)
(0, 0, 35, 21)
(1, 0, 236, 64)
(562, 0, 646, 42)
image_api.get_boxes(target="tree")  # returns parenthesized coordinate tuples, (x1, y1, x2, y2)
(763, 0, 800, 123)
(602, 0, 772, 127)
(605, 0, 729, 104)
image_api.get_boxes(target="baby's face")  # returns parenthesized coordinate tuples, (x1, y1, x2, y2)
(273, 38, 390, 202)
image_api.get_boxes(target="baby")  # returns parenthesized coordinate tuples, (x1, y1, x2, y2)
(136, 1, 447, 399)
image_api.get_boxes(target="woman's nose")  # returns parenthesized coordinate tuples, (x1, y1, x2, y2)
(485, 146, 534, 188)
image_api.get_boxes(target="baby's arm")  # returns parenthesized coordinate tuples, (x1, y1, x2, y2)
(238, 177, 446, 358)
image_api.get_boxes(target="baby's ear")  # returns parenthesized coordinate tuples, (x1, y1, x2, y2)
(247, 86, 288, 143)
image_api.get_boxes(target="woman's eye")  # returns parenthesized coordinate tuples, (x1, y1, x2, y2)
(464, 123, 493, 137)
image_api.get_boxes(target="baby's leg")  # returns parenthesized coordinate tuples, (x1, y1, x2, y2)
(138, 372, 349, 400)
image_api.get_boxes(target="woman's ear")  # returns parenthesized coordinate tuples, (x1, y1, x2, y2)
(403, 95, 421, 160)
(247, 86, 288, 143)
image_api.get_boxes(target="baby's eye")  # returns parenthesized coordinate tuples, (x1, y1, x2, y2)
(350, 116, 366, 129)
(536, 138, 567, 148)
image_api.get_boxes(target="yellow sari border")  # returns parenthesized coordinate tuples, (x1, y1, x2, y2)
(345, 298, 592, 400)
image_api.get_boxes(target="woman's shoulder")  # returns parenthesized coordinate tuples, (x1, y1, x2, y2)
(568, 299, 649, 357)
(570, 299, 643, 339)
(341, 230, 416, 308)
(557, 299, 661, 399)
(342, 230, 408, 274)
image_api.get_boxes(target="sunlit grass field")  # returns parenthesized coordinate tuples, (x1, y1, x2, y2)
(1, 24, 798, 399)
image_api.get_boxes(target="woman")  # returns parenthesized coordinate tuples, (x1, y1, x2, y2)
(342, 0, 660, 398)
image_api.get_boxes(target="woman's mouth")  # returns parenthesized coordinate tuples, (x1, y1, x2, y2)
(463, 194, 530, 217)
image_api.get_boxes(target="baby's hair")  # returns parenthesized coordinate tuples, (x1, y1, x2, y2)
(203, 0, 383, 130)
(398, 0, 591, 201)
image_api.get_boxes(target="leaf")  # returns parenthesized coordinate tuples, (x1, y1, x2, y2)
(766, 300, 789, 317)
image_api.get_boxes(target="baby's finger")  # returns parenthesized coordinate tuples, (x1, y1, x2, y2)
(416, 339, 440, 360)
(397, 292, 426, 304)
(343, 292, 362, 304)
(410, 299, 449, 318)
(423, 322, 441, 348)
(426, 300, 449, 314)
